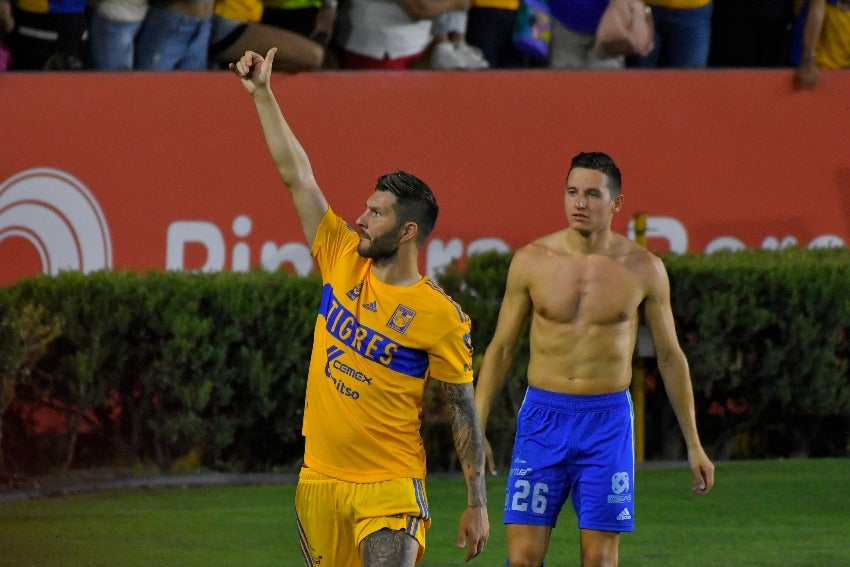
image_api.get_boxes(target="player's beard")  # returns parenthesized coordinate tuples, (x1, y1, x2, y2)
(357, 228, 400, 262)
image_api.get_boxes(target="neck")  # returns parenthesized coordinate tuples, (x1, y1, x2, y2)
(370, 250, 423, 286)
(566, 226, 615, 255)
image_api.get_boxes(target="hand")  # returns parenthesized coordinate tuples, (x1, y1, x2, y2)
(229, 47, 277, 94)
(795, 59, 819, 90)
(688, 445, 715, 495)
(483, 435, 498, 476)
(456, 504, 489, 562)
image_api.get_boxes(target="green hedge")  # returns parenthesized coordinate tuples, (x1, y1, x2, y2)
(1, 248, 849, 476)
(0, 270, 319, 474)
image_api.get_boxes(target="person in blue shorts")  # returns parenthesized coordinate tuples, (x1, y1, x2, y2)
(474, 151, 715, 566)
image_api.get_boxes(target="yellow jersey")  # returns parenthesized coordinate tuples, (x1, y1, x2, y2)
(303, 208, 473, 483)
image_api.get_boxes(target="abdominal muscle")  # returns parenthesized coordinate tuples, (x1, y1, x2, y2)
(525, 314, 637, 395)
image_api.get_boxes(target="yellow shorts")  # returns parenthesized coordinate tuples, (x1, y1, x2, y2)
(296, 467, 432, 566)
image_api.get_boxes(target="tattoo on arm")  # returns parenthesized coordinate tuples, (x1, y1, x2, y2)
(440, 382, 487, 507)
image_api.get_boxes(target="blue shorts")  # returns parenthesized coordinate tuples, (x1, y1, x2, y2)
(504, 386, 635, 532)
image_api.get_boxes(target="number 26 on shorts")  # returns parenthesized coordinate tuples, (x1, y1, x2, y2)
(510, 480, 549, 514)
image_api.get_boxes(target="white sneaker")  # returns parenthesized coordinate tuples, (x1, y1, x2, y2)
(455, 41, 490, 70)
(430, 41, 466, 70)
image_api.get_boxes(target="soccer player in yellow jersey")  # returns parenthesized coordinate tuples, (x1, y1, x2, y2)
(231, 48, 489, 565)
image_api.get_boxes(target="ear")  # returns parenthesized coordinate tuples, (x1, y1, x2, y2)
(399, 221, 419, 245)
(612, 194, 624, 213)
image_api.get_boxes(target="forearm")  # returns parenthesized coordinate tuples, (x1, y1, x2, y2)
(474, 344, 515, 431)
(444, 382, 487, 507)
(657, 351, 702, 450)
(801, 0, 826, 63)
(251, 86, 315, 190)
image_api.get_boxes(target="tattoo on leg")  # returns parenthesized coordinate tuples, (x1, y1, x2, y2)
(361, 528, 418, 566)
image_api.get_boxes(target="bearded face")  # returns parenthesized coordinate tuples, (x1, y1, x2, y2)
(357, 223, 402, 261)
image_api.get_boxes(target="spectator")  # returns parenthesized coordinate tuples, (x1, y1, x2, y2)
(340, 0, 471, 69)
(465, 0, 525, 67)
(88, 0, 149, 70)
(260, 0, 337, 51)
(5, 0, 87, 69)
(548, 0, 624, 69)
(134, 0, 214, 70)
(628, 0, 712, 68)
(209, 0, 325, 71)
(708, 0, 795, 67)
(429, 9, 490, 68)
(792, 0, 850, 89)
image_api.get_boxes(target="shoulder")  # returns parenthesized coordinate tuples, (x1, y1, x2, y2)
(515, 231, 570, 262)
(621, 240, 669, 294)
(422, 279, 470, 324)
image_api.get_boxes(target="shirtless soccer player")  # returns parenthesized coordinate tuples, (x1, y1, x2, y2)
(474, 151, 715, 567)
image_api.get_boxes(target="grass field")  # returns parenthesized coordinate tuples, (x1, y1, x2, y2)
(1, 459, 848, 566)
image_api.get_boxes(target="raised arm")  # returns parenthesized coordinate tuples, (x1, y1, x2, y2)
(473, 250, 532, 473)
(440, 380, 489, 562)
(230, 48, 329, 246)
(642, 254, 714, 495)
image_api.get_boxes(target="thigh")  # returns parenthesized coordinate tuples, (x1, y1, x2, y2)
(295, 468, 360, 567)
(503, 403, 572, 527)
(176, 15, 210, 69)
(89, 14, 141, 70)
(569, 402, 635, 533)
(507, 523, 553, 566)
(349, 476, 431, 562)
(360, 528, 419, 567)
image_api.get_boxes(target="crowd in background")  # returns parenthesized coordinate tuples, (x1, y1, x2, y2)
(0, 0, 847, 88)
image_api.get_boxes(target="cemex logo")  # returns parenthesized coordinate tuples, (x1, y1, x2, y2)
(0, 168, 113, 281)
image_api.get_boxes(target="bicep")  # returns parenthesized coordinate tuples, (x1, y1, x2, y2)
(642, 258, 681, 361)
(289, 177, 329, 246)
(488, 256, 532, 351)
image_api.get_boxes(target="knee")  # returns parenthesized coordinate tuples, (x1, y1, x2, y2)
(507, 546, 546, 567)
(580, 545, 618, 567)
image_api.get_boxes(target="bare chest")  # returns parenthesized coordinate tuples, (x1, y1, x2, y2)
(528, 256, 645, 325)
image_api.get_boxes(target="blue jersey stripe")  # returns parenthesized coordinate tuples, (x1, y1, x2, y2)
(319, 284, 429, 379)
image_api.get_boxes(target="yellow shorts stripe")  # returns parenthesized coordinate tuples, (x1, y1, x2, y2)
(296, 510, 314, 566)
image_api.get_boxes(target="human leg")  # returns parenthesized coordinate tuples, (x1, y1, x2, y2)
(210, 15, 324, 72)
(503, 387, 579, 565)
(506, 523, 552, 567)
(579, 529, 620, 567)
(295, 467, 360, 566)
(360, 528, 419, 566)
(135, 3, 211, 70)
(351, 477, 431, 565)
(568, 391, 634, 566)
(89, 13, 143, 70)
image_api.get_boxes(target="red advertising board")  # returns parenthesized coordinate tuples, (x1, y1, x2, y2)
(2, 69, 849, 286)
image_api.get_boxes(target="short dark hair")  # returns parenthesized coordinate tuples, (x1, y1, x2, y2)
(376, 171, 439, 246)
(569, 152, 622, 197)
